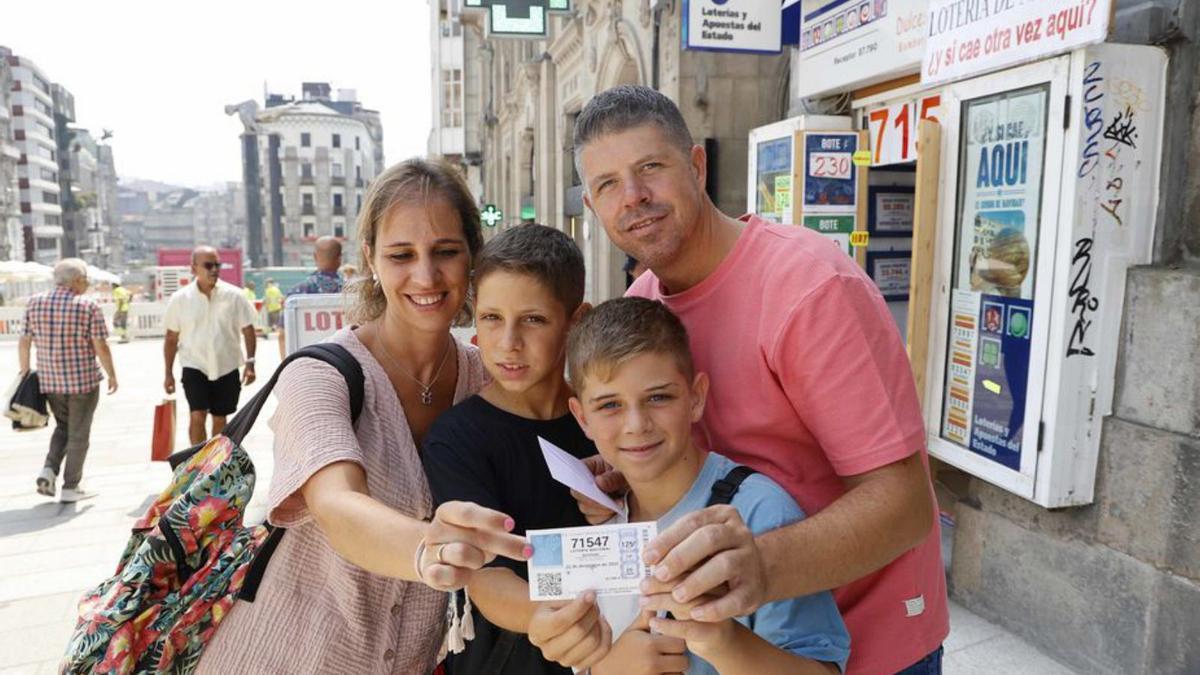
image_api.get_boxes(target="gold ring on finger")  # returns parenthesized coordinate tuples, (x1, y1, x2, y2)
(435, 543, 447, 564)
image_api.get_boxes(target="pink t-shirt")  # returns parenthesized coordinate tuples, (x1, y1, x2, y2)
(629, 215, 949, 674)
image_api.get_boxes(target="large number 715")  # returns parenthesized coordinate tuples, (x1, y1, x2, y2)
(868, 95, 941, 165)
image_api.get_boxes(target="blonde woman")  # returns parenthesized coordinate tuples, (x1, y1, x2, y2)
(198, 158, 528, 674)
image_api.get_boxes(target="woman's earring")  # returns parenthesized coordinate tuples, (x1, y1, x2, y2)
(372, 273, 380, 288)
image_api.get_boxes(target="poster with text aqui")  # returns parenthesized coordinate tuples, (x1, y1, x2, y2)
(941, 84, 1049, 471)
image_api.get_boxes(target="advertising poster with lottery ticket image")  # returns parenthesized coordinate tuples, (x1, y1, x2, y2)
(755, 136, 792, 223)
(941, 84, 1048, 469)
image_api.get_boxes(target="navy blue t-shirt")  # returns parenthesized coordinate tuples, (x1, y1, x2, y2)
(422, 394, 595, 675)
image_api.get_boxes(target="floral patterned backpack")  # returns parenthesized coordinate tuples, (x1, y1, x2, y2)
(61, 343, 364, 674)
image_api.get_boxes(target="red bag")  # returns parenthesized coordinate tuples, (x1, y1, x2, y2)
(151, 399, 176, 461)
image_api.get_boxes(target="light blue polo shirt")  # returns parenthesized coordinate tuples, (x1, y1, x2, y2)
(598, 451, 851, 673)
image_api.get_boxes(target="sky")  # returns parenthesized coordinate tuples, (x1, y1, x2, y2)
(3, 0, 433, 188)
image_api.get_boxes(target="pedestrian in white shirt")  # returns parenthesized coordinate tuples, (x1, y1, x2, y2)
(163, 246, 258, 444)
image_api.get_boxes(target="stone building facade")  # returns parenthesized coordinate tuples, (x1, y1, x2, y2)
(432, 0, 789, 303)
(236, 82, 384, 268)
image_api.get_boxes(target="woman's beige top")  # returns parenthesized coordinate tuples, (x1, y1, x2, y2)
(197, 327, 488, 675)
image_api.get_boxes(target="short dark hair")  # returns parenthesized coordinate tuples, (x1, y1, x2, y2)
(567, 297, 694, 393)
(474, 224, 585, 314)
(573, 85, 694, 177)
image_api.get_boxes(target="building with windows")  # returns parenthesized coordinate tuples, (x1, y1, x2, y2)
(235, 82, 384, 267)
(427, 0, 789, 303)
(0, 53, 21, 261)
(3, 48, 63, 263)
(428, 0, 481, 197)
(117, 180, 245, 266)
(1, 46, 118, 266)
(62, 128, 120, 268)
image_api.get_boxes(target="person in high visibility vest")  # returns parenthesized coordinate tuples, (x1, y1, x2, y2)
(262, 279, 284, 335)
(242, 280, 257, 303)
(111, 282, 132, 342)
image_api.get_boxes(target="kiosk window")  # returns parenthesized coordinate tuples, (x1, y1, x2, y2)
(940, 84, 1050, 471)
(755, 137, 792, 223)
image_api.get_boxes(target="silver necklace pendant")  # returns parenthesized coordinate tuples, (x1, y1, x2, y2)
(420, 388, 434, 405)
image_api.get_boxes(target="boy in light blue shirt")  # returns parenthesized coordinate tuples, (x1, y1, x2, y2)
(565, 297, 850, 675)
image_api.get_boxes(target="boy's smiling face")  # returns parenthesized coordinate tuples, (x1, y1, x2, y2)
(475, 270, 576, 397)
(569, 351, 708, 486)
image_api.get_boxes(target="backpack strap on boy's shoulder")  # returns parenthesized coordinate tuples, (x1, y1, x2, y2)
(706, 465, 758, 507)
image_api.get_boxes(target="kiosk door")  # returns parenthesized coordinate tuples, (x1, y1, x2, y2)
(927, 56, 1071, 499)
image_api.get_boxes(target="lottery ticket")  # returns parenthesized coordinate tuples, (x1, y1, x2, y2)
(526, 521, 657, 601)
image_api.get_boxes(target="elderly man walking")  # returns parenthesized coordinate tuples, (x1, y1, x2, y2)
(18, 258, 118, 502)
(163, 246, 258, 445)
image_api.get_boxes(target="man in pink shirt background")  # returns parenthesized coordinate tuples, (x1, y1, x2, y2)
(572, 85, 949, 674)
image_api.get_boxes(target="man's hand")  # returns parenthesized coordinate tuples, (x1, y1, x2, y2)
(164, 374, 175, 395)
(528, 591, 612, 669)
(106, 376, 118, 395)
(593, 613, 689, 675)
(571, 454, 628, 525)
(638, 504, 767, 622)
(242, 364, 256, 386)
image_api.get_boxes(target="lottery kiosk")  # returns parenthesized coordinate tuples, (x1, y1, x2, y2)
(748, 41, 1168, 507)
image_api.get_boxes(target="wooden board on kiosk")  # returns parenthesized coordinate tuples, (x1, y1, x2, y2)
(906, 119, 941, 410)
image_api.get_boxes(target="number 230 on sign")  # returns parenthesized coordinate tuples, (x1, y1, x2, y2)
(809, 152, 853, 180)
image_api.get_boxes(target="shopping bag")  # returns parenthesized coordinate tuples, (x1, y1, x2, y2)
(151, 399, 176, 461)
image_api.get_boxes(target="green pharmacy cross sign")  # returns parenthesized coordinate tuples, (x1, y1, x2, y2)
(463, 0, 570, 38)
(481, 204, 504, 227)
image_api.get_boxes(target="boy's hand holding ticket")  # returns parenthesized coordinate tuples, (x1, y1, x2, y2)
(527, 521, 658, 601)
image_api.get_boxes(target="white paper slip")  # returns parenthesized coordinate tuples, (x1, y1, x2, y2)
(526, 521, 657, 601)
(537, 436, 625, 517)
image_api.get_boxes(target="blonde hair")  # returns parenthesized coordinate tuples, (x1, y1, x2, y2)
(567, 297, 694, 393)
(348, 157, 482, 324)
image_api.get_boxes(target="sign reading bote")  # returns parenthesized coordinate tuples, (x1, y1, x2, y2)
(923, 0, 1112, 85)
(684, 0, 781, 53)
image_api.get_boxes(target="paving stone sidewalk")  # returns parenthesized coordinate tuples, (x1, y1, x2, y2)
(0, 338, 1078, 674)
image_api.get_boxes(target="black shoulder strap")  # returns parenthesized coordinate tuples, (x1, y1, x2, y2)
(168, 343, 365, 470)
(706, 465, 758, 507)
(223, 342, 365, 445)
(232, 343, 365, 603)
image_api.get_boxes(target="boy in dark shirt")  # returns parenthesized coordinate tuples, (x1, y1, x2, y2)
(423, 225, 610, 674)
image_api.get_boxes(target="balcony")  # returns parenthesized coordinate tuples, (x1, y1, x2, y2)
(300, 175, 314, 185)
(333, 205, 345, 216)
(302, 204, 315, 216)
(330, 175, 346, 186)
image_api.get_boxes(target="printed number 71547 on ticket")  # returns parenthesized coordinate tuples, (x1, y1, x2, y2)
(526, 521, 657, 601)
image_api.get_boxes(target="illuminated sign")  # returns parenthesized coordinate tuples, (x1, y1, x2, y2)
(463, 0, 571, 38)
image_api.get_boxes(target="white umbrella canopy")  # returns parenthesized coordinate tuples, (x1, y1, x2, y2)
(87, 265, 121, 285)
(0, 260, 54, 281)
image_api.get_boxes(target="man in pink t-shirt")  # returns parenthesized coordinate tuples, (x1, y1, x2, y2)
(572, 85, 949, 674)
